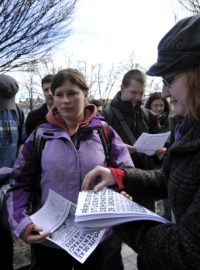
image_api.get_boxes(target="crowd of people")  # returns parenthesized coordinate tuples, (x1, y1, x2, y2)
(0, 13, 200, 270)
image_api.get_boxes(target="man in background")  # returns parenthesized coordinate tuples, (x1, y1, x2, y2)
(103, 69, 161, 210)
(25, 74, 54, 137)
(0, 73, 26, 270)
(104, 69, 160, 170)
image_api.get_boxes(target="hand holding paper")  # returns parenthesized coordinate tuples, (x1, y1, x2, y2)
(133, 132, 170, 156)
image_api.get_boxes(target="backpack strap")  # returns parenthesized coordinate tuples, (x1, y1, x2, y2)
(30, 127, 51, 213)
(103, 108, 114, 125)
(97, 125, 111, 166)
(34, 124, 111, 168)
(33, 127, 49, 171)
(141, 107, 150, 126)
(110, 107, 136, 145)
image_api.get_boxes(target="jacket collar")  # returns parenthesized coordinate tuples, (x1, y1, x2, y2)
(110, 91, 141, 113)
(46, 104, 97, 132)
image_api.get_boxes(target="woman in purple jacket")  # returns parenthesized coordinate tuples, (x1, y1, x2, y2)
(7, 68, 133, 269)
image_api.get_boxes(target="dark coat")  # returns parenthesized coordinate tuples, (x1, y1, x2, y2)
(104, 92, 160, 143)
(103, 92, 160, 171)
(103, 92, 161, 210)
(25, 103, 48, 137)
(158, 113, 171, 132)
(115, 120, 200, 270)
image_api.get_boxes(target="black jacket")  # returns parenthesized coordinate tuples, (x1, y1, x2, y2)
(103, 92, 161, 170)
(115, 120, 200, 270)
(103, 92, 161, 210)
(25, 103, 48, 137)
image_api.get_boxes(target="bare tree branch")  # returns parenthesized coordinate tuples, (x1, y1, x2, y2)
(0, 0, 78, 71)
(177, 0, 200, 14)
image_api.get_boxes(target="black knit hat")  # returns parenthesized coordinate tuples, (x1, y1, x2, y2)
(147, 14, 200, 76)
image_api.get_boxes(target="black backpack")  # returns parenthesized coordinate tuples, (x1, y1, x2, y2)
(34, 124, 112, 167)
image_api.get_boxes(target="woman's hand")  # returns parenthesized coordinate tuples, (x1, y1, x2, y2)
(155, 147, 167, 160)
(125, 144, 137, 154)
(120, 191, 133, 201)
(82, 166, 116, 192)
(23, 224, 50, 244)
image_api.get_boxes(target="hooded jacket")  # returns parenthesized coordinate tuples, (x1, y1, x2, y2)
(7, 106, 133, 238)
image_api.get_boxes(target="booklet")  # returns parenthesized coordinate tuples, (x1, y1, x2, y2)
(30, 190, 105, 264)
(133, 131, 170, 156)
(75, 189, 170, 233)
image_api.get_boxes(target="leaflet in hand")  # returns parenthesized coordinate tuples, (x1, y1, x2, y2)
(0, 167, 13, 182)
(133, 131, 170, 155)
(0, 167, 13, 175)
(75, 189, 169, 233)
(30, 190, 105, 264)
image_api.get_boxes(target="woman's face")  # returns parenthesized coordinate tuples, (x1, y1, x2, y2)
(150, 98, 165, 116)
(162, 73, 188, 117)
(53, 81, 88, 121)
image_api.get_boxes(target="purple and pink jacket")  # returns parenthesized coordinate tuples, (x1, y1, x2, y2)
(6, 107, 133, 238)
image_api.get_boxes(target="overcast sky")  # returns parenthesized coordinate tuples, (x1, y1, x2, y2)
(55, 0, 189, 70)
(14, 0, 191, 100)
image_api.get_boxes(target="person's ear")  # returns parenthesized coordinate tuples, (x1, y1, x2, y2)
(121, 84, 126, 93)
(121, 84, 126, 100)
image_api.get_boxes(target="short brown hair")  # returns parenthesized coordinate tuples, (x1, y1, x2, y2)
(51, 68, 89, 95)
(122, 69, 146, 87)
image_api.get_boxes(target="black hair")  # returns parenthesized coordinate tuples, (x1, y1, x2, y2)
(145, 92, 170, 117)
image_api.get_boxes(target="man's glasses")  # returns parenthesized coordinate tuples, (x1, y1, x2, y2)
(162, 72, 179, 88)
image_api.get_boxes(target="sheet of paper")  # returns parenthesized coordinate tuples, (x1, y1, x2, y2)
(30, 190, 105, 264)
(30, 190, 71, 233)
(133, 131, 170, 155)
(76, 189, 154, 218)
(48, 203, 105, 264)
(75, 189, 169, 233)
(0, 167, 13, 175)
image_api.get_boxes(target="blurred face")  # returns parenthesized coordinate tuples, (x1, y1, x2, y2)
(53, 81, 88, 122)
(150, 98, 165, 116)
(162, 72, 188, 117)
(96, 106, 102, 114)
(42, 82, 53, 107)
(121, 79, 144, 106)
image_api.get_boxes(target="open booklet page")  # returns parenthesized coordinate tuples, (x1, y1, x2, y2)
(133, 131, 170, 155)
(75, 189, 169, 233)
(30, 190, 105, 263)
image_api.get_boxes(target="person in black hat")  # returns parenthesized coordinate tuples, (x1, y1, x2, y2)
(82, 14, 200, 269)
(0, 74, 26, 269)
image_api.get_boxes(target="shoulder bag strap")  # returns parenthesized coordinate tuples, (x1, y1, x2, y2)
(111, 107, 136, 145)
